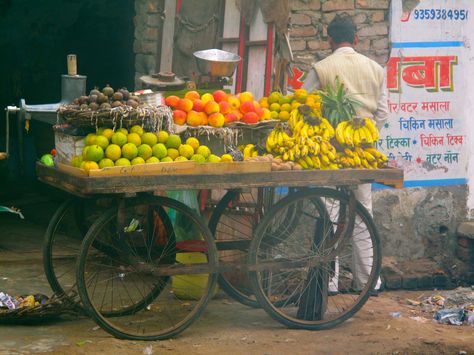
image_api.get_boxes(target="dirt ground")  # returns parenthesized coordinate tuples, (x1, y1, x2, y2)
(1, 211, 473, 355)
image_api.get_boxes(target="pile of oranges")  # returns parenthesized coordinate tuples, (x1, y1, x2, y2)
(165, 90, 272, 128)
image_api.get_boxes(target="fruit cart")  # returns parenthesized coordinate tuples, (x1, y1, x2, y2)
(36, 162, 403, 340)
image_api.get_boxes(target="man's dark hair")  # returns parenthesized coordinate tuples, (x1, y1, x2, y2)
(327, 14, 357, 44)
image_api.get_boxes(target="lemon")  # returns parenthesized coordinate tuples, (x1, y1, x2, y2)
(122, 143, 138, 160)
(269, 103, 281, 112)
(111, 132, 127, 147)
(174, 156, 188, 162)
(127, 133, 142, 146)
(166, 134, 182, 149)
(85, 133, 97, 146)
(191, 154, 206, 163)
(146, 157, 160, 164)
(270, 111, 279, 120)
(186, 137, 200, 152)
(141, 132, 157, 146)
(105, 144, 122, 161)
(117, 128, 128, 136)
(98, 158, 115, 169)
(208, 154, 221, 163)
(280, 103, 291, 112)
(82, 161, 99, 173)
(82, 146, 90, 160)
(130, 125, 144, 136)
(131, 157, 146, 165)
(85, 145, 104, 162)
(137, 144, 153, 160)
(220, 154, 233, 162)
(71, 155, 83, 168)
(157, 131, 169, 144)
(268, 91, 281, 104)
(95, 135, 109, 150)
(178, 144, 195, 159)
(167, 148, 180, 160)
(152, 143, 167, 159)
(161, 157, 173, 163)
(101, 128, 114, 140)
(115, 158, 131, 166)
(278, 111, 290, 121)
(196, 145, 211, 159)
(279, 94, 293, 105)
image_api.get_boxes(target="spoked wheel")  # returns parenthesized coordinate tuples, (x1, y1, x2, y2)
(248, 188, 381, 330)
(76, 195, 218, 340)
(43, 198, 102, 302)
(209, 187, 298, 307)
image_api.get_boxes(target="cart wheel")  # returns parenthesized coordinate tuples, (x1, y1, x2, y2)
(248, 188, 381, 330)
(209, 187, 298, 308)
(43, 198, 97, 301)
(76, 195, 218, 340)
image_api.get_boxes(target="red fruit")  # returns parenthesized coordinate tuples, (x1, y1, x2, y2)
(184, 90, 200, 101)
(204, 101, 220, 115)
(219, 101, 231, 115)
(165, 95, 180, 108)
(240, 101, 255, 114)
(224, 112, 238, 124)
(187, 110, 202, 127)
(193, 99, 205, 112)
(173, 110, 187, 125)
(212, 90, 228, 103)
(255, 107, 265, 119)
(242, 112, 259, 124)
(177, 98, 193, 112)
(208, 112, 225, 128)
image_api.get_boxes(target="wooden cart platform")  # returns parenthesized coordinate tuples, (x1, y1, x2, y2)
(36, 162, 404, 197)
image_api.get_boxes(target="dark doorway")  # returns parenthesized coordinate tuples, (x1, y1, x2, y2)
(0, 0, 135, 195)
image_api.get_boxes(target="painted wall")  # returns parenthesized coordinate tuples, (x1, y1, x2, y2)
(382, 0, 471, 188)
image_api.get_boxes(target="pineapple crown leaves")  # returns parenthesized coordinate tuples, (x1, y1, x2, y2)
(317, 77, 363, 126)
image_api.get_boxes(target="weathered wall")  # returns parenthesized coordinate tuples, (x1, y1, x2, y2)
(289, 0, 390, 70)
(133, 0, 164, 89)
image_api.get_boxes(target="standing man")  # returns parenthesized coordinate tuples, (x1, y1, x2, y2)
(303, 14, 388, 294)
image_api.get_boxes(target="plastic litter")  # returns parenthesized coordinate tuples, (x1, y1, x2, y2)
(433, 307, 465, 326)
(389, 311, 401, 318)
(467, 311, 474, 327)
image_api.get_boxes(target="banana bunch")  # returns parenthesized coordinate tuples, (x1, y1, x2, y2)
(335, 117, 379, 148)
(242, 144, 259, 160)
(338, 146, 388, 169)
(265, 129, 293, 154)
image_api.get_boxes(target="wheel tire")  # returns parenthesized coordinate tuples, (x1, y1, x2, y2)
(248, 188, 381, 330)
(76, 195, 218, 340)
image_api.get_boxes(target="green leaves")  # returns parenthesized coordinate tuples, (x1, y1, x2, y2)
(317, 77, 362, 127)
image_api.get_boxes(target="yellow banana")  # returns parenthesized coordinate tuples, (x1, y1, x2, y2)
(344, 124, 354, 146)
(301, 145, 309, 157)
(320, 154, 330, 165)
(353, 154, 362, 166)
(277, 131, 284, 147)
(311, 156, 321, 168)
(353, 128, 362, 146)
(304, 156, 314, 168)
(298, 159, 308, 169)
(293, 120, 305, 135)
(360, 126, 374, 144)
(344, 148, 354, 157)
(252, 151, 258, 157)
(346, 157, 355, 167)
(361, 158, 370, 169)
(365, 147, 381, 158)
(364, 118, 380, 142)
(327, 151, 336, 161)
(363, 151, 376, 162)
(335, 121, 348, 146)
(283, 151, 289, 161)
